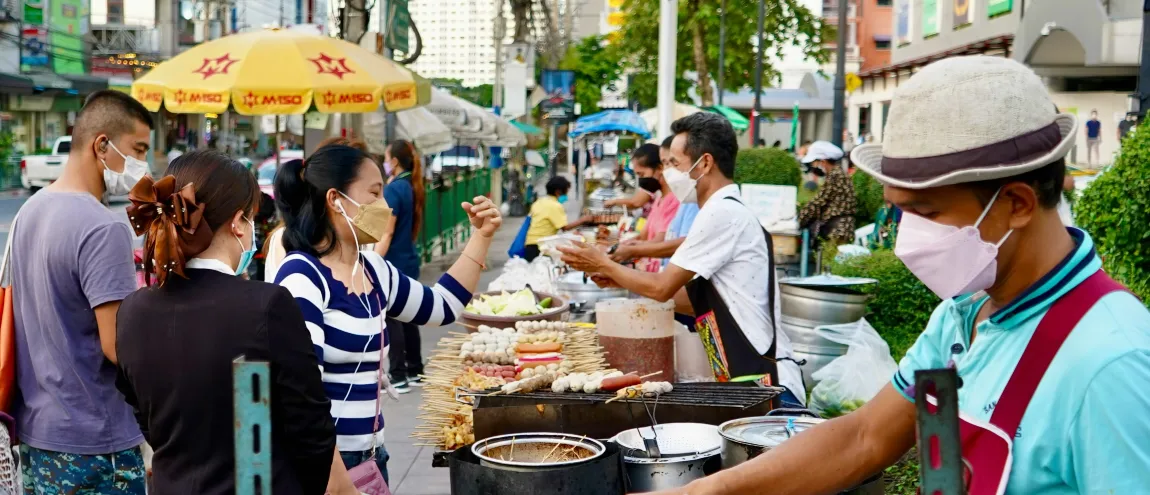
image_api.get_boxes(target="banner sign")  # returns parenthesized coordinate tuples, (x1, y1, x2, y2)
(954, 0, 972, 27)
(987, 0, 1011, 17)
(20, 27, 49, 68)
(922, 0, 940, 37)
(540, 69, 576, 123)
(896, 0, 912, 45)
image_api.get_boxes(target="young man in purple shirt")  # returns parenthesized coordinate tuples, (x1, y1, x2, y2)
(11, 90, 152, 493)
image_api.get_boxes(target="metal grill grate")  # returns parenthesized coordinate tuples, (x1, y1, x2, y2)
(470, 382, 783, 410)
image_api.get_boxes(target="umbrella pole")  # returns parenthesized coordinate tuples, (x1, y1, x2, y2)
(275, 115, 281, 166)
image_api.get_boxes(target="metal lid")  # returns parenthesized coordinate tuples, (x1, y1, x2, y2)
(780, 274, 878, 288)
(718, 416, 824, 449)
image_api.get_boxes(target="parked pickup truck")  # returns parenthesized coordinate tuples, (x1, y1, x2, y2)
(21, 136, 70, 191)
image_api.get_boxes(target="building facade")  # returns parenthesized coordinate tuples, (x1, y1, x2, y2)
(857, 0, 892, 72)
(847, 0, 1141, 166)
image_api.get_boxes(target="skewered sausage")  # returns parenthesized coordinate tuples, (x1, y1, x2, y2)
(600, 373, 642, 392)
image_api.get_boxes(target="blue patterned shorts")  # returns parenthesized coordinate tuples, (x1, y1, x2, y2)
(19, 445, 145, 495)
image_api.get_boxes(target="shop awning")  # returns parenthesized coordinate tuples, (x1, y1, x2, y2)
(570, 110, 651, 139)
(510, 120, 544, 135)
(27, 72, 74, 93)
(62, 74, 109, 95)
(0, 74, 36, 96)
(706, 104, 750, 131)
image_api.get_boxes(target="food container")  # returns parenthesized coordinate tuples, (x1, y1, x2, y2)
(471, 433, 606, 472)
(718, 413, 884, 494)
(554, 271, 628, 316)
(610, 423, 723, 492)
(596, 298, 676, 381)
(779, 276, 875, 388)
(460, 290, 571, 332)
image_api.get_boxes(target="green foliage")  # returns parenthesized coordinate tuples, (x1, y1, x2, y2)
(1076, 127, 1150, 302)
(431, 79, 494, 108)
(884, 449, 920, 494)
(733, 147, 802, 187)
(559, 36, 625, 115)
(853, 171, 885, 225)
(617, 0, 831, 108)
(830, 250, 939, 360)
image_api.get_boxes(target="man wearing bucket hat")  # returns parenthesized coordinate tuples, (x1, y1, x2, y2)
(647, 56, 1150, 495)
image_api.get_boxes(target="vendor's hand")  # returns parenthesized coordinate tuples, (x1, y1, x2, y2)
(610, 244, 638, 263)
(557, 241, 612, 273)
(577, 214, 595, 224)
(590, 274, 622, 289)
(462, 196, 502, 237)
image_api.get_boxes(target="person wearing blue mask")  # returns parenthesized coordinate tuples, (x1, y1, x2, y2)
(116, 149, 337, 495)
(523, 176, 592, 261)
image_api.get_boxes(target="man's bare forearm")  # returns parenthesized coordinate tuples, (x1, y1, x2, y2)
(631, 237, 686, 259)
(602, 262, 676, 301)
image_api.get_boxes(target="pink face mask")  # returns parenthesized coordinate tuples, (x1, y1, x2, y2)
(894, 188, 1013, 299)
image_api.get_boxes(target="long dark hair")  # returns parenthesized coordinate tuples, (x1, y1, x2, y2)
(275, 144, 371, 257)
(135, 149, 259, 286)
(387, 139, 424, 239)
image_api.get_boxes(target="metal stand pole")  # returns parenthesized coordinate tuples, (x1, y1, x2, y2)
(549, 124, 559, 177)
(655, 0, 678, 140)
(831, 0, 848, 148)
(1137, 0, 1150, 121)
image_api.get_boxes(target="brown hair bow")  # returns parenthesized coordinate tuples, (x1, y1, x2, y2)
(126, 176, 213, 286)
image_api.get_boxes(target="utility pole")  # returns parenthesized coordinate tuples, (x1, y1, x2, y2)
(752, 0, 764, 147)
(831, 0, 848, 148)
(382, 0, 397, 142)
(1138, 0, 1150, 120)
(718, 0, 725, 107)
(656, 0, 678, 140)
(491, 0, 506, 206)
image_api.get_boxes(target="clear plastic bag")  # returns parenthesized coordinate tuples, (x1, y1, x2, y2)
(808, 318, 898, 418)
(487, 257, 557, 295)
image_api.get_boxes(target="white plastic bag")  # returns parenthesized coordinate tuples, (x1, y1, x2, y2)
(807, 318, 897, 418)
(487, 256, 556, 294)
(674, 323, 715, 383)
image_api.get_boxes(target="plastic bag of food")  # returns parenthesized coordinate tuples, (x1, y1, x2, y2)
(808, 318, 897, 418)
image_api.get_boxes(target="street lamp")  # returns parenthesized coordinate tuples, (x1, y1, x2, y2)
(831, 0, 848, 149)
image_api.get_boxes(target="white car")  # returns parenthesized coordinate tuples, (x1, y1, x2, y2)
(21, 136, 70, 191)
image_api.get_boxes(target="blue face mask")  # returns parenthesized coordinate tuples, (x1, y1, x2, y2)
(235, 218, 256, 276)
(558, 194, 569, 204)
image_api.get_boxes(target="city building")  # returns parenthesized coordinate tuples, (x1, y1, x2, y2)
(857, 0, 892, 72)
(847, 0, 1141, 166)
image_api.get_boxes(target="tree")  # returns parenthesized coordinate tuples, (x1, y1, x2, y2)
(559, 35, 625, 114)
(617, 0, 832, 108)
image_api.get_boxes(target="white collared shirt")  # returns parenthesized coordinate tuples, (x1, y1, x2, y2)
(185, 258, 235, 276)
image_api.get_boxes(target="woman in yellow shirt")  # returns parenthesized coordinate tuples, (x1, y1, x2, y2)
(524, 176, 591, 261)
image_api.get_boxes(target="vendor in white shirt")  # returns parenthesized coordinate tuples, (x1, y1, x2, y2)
(559, 113, 806, 408)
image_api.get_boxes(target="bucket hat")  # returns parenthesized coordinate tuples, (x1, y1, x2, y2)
(850, 56, 1077, 189)
(801, 141, 844, 164)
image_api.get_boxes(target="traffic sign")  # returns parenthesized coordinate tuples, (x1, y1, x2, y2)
(386, 0, 410, 53)
(845, 73, 862, 93)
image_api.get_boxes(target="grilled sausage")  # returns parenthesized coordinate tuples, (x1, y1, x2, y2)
(600, 373, 642, 392)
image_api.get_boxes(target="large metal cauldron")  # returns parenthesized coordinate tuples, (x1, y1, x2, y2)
(779, 281, 870, 389)
(555, 271, 628, 319)
(449, 438, 626, 494)
(718, 412, 883, 494)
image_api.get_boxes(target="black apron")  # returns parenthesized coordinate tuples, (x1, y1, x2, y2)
(685, 196, 779, 389)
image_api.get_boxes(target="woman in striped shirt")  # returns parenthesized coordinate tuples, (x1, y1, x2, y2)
(273, 144, 501, 493)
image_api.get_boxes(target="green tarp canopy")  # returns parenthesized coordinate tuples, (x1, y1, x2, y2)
(510, 120, 544, 135)
(706, 105, 750, 131)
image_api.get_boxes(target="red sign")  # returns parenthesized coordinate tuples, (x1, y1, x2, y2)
(193, 54, 240, 79)
(241, 92, 304, 108)
(309, 53, 354, 79)
(320, 91, 374, 106)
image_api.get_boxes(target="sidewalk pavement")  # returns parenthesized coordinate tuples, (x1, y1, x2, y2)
(385, 216, 525, 495)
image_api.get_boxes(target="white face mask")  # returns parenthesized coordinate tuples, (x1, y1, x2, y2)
(662, 155, 703, 204)
(101, 139, 149, 196)
(894, 188, 1014, 299)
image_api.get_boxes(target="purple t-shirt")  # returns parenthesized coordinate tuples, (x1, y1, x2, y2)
(11, 191, 141, 454)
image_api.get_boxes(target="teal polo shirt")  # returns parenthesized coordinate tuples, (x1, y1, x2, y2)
(892, 228, 1150, 494)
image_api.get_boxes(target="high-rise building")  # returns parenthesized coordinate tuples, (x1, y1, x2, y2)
(857, 0, 892, 72)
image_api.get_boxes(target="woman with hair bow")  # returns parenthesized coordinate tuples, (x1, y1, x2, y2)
(115, 149, 336, 495)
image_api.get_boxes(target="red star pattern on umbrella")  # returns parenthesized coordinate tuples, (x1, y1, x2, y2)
(193, 54, 240, 80)
(242, 91, 258, 108)
(309, 53, 355, 79)
(321, 90, 336, 106)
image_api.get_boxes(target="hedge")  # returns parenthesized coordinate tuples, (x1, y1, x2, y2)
(733, 147, 802, 187)
(1075, 127, 1150, 302)
(829, 249, 939, 360)
(853, 172, 885, 226)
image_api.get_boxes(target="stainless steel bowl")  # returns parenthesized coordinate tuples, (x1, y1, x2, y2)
(611, 424, 724, 492)
(471, 433, 606, 472)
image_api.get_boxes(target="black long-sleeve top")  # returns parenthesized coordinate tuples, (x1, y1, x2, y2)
(116, 268, 335, 495)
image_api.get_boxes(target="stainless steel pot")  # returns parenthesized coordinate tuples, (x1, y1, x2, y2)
(611, 423, 723, 493)
(471, 433, 605, 472)
(779, 281, 871, 388)
(555, 271, 629, 314)
(718, 412, 884, 494)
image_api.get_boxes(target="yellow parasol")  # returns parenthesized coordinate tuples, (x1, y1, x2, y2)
(131, 29, 431, 115)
